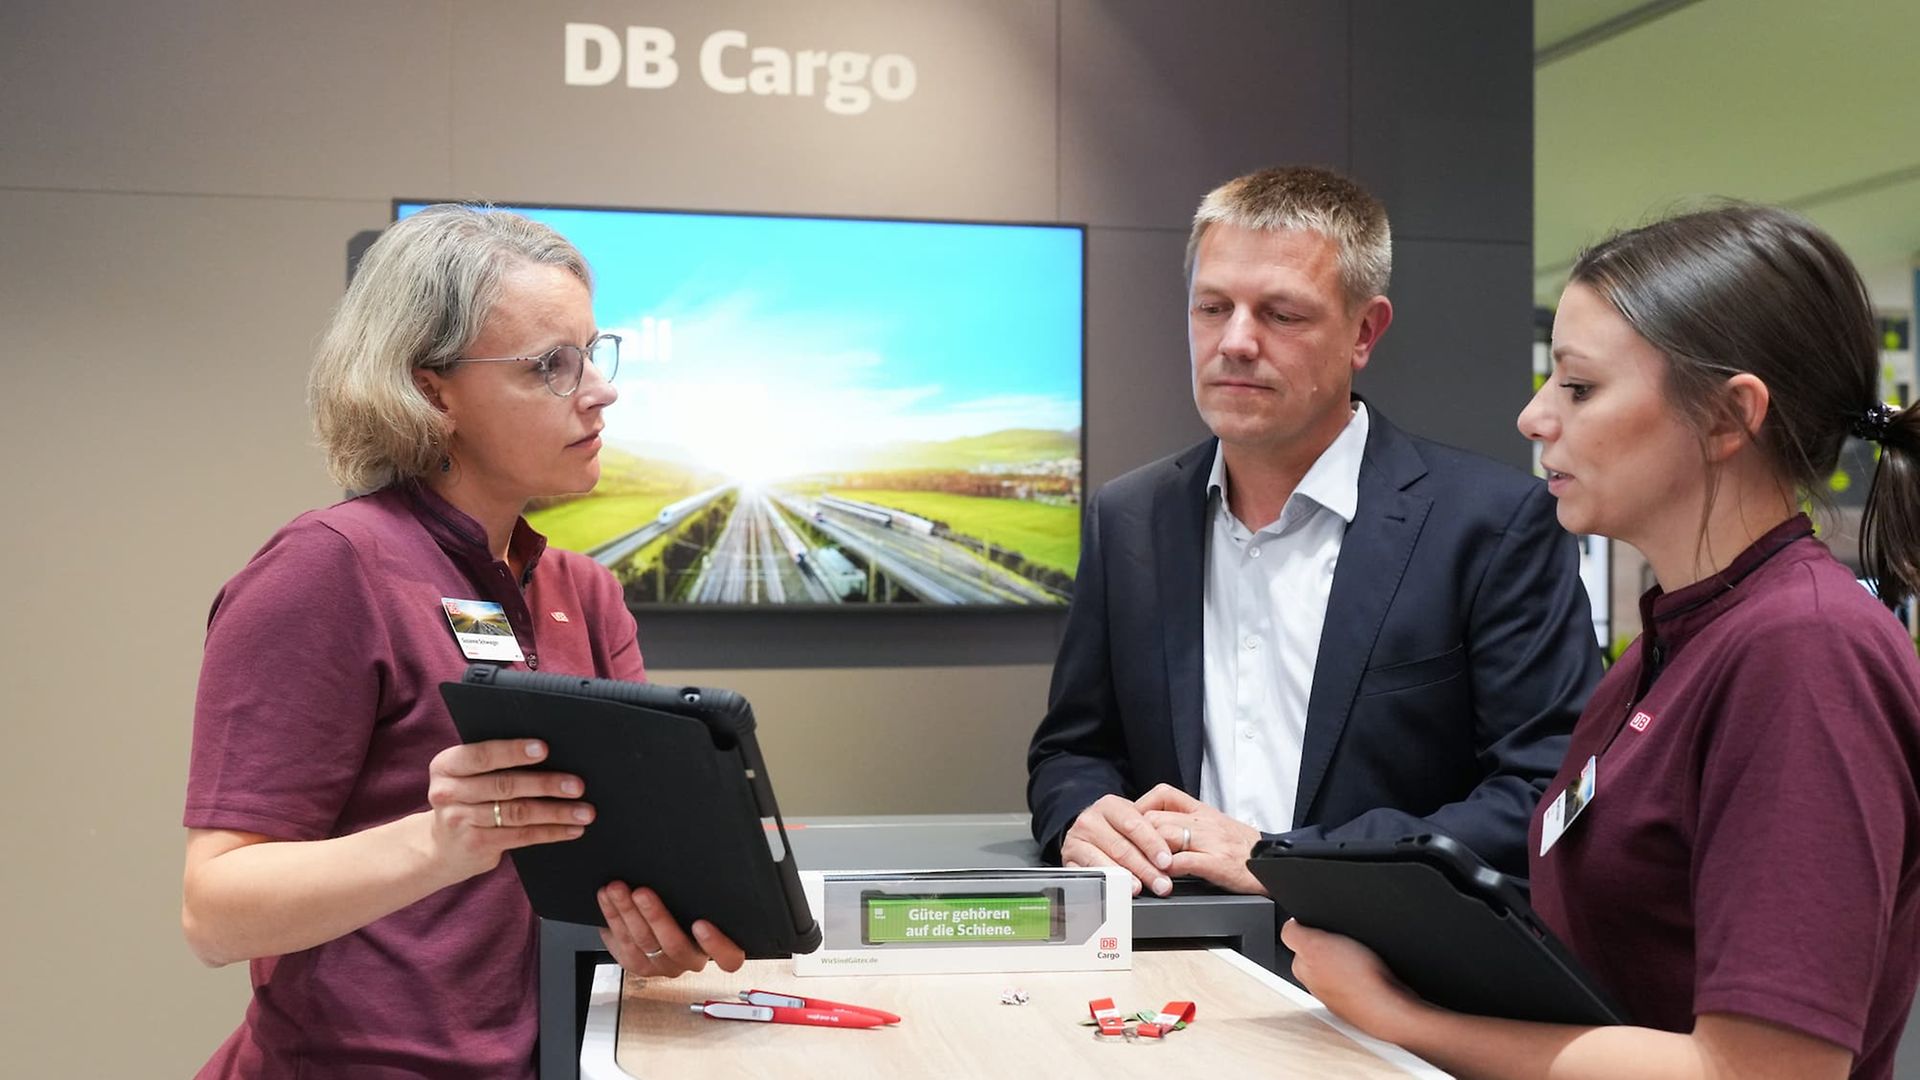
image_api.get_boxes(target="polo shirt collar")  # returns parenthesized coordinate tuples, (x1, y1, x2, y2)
(1206, 400, 1369, 529)
(399, 481, 549, 585)
(1638, 513, 1818, 650)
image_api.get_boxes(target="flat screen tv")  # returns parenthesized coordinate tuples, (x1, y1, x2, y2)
(395, 201, 1085, 609)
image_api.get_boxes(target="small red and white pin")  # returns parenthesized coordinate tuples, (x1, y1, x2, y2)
(1135, 1000, 1196, 1038)
(1086, 997, 1196, 1042)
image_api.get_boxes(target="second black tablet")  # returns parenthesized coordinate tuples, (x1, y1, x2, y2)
(439, 665, 821, 959)
(1249, 833, 1627, 1026)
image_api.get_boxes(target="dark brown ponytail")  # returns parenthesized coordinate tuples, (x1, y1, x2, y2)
(1860, 405, 1920, 611)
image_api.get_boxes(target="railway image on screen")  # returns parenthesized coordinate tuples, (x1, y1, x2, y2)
(395, 202, 1085, 608)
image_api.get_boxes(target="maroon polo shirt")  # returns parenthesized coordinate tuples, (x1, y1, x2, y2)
(184, 482, 644, 1079)
(1529, 516, 1920, 1078)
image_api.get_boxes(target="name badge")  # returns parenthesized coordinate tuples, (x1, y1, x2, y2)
(1539, 755, 1596, 857)
(440, 597, 525, 662)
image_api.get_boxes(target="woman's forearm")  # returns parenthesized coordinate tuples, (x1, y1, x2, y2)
(181, 815, 470, 966)
(1385, 1004, 1847, 1080)
(1385, 1002, 1702, 1080)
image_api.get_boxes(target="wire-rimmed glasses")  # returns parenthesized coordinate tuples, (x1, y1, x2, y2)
(446, 332, 620, 397)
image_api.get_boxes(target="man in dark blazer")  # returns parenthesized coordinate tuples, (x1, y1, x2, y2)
(1027, 166, 1601, 896)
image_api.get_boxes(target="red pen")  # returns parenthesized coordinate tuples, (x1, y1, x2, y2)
(691, 1000, 889, 1028)
(740, 989, 902, 1025)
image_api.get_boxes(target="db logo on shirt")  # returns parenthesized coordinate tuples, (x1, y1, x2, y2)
(1629, 711, 1654, 732)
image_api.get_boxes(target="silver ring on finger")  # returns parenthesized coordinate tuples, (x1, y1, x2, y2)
(1180, 825, 1191, 852)
(493, 801, 504, 828)
(643, 948, 665, 962)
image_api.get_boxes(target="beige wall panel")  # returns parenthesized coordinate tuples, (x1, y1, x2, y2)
(0, 1, 452, 199)
(445, 0, 1057, 219)
(651, 665, 1048, 816)
(0, 189, 387, 1072)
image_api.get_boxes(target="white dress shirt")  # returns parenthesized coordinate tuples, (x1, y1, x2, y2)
(1197, 403, 1369, 833)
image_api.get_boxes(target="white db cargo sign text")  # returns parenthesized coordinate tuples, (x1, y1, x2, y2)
(564, 23, 917, 117)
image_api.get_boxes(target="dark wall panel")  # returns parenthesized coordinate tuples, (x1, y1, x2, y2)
(1349, 0, 1533, 244)
(638, 608, 1063, 670)
(1355, 239, 1535, 468)
(1085, 226, 1213, 487)
(1059, 0, 1351, 229)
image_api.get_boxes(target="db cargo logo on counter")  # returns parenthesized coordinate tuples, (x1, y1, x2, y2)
(564, 23, 918, 116)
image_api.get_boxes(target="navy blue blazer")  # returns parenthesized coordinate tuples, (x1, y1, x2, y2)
(1026, 405, 1602, 878)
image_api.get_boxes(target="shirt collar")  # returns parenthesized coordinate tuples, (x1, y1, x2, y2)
(1207, 401, 1369, 528)
(1637, 513, 1818, 650)
(398, 481, 549, 585)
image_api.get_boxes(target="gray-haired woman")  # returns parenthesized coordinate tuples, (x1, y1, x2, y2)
(180, 205, 739, 1078)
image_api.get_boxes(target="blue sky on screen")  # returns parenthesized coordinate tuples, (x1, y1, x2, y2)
(398, 203, 1083, 480)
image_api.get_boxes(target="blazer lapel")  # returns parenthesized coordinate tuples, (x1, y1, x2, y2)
(1155, 440, 1214, 794)
(1294, 411, 1431, 825)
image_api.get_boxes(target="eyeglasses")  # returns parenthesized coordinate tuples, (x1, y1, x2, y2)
(444, 333, 621, 397)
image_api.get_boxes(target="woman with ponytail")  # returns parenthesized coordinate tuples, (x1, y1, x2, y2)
(1286, 205, 1920, 1080)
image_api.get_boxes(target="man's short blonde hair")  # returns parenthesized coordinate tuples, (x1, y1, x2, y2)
(1185, 166, 1392, 306)
(308, 205, 591, 493)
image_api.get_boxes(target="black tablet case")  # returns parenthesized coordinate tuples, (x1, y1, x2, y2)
(1248, 834, 1628, 1026)
(439, 666, 822, 959)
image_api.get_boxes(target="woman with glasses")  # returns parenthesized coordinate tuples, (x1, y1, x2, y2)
(180, 205, 738, 1078)
(1284, 205, 1920, 1080)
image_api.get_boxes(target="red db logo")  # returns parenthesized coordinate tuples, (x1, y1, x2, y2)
(1629, 711, 1653, 732)
(1100, 937, 1118, 951)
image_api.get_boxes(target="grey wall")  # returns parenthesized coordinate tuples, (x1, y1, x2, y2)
(0, 0, 1531, 1072)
